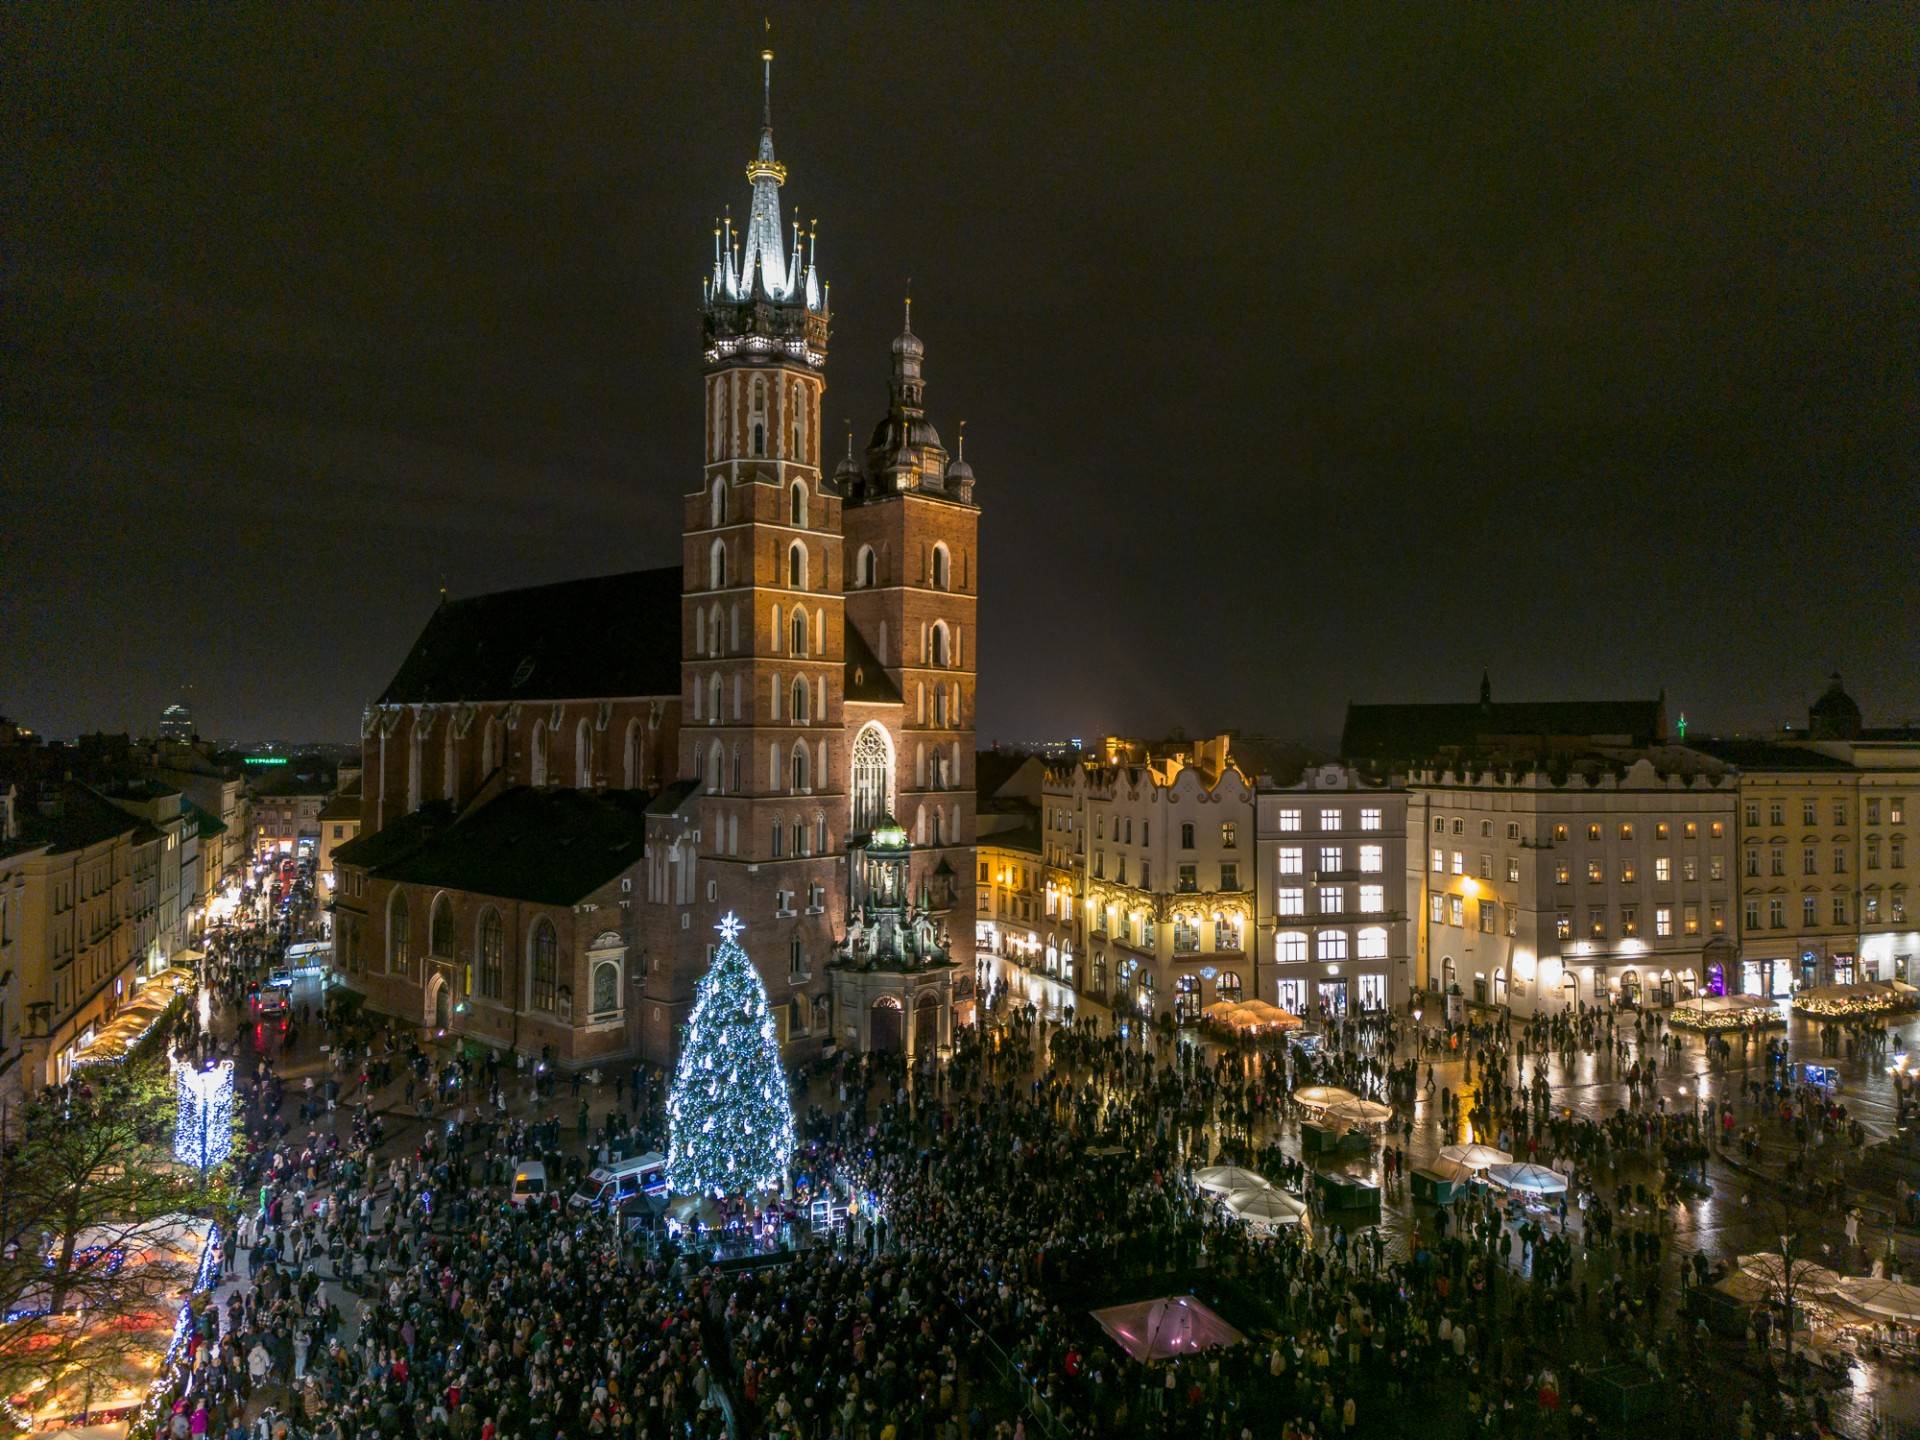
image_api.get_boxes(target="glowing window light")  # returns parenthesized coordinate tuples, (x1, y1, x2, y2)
(174, 1060, 234, 1170)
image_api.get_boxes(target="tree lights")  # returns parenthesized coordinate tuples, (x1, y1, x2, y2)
(173, 1060, 234, 1171)
(666, 913, 795, 1198)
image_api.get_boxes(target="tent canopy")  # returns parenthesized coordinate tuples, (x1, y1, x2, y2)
(1437, 1143, 1512, 1170)
(1092, 1295, 1246, 1363)
(1484, 1162, 1568, 1195)
(1192, 1165, 1272, 1197)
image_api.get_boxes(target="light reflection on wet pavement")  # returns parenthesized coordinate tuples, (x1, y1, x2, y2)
(991, 989, 1920, 1437)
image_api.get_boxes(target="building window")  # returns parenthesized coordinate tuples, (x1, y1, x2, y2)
(1221, 821, 1237, 849)
(387, 891, 411, 979)
(1587, 824, 1602, 842)
(1356, 926, 1387, 959)
(1214, 917, 1241, 951)
(1553, 824, 1569, 842)
(1588, 859, 1604, 884)
(530, 920, 558, 1011)
(1555, 911, 1573, 940)
(1320, 808, 1342, 831)
(1431, 848, 1444, 874)
(1316, 929, 1349, 961)
(787, 541, 807, 589)
(1506, 857, 1520, 884)
(1555, 862, 1570, 886)
(430, 894, 454, 957)
(1279, 808, 1301, 832)
(1588, 907, 1606, 939)
(1834, 846, 1848, 874)
(1833, 800, 1848, 826)
(850, 724, 892, 833)
(1450, 851, 1464, 876)
(1654, 905, 1672, 937)
(1278, 887, 1304, 917)
(592, 961, 620, 1016)
(1833, 896, 1849, 925)
(1802, 896, 1817, 927)
(1478, 901, 1496, 934)
(1359, 884, 1384, 913)
(1318, 885, 1343, 915)
(1277, 931, 1307, 964)
(1279, 847, 1304, 876)
(1219, 862, 1239, 891)
(1173, 917, 1199, 954)
(1359, 844, 1383, 874)
(1448, 895, 1465, 927)
(1360, 808, 1382, 831)
(478, 909, 504, 1000)
(1480, 820, 1493, 837)
(1181, 822, 1195, 849)
(1176, 864, 1197, 893)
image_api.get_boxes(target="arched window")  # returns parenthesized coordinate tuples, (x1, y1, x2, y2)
(855, 545, 876, 588)
(477, 908, 504, 1000)
(851, 723, 893, 832)
(430, 893, 454, 958)
(731, 744, 743, 791)
(791, 380, 808, 461)
(623, 719, 642, 789)
(707, 673, 722, 723)
(529, 721, 548, 786)
(930, 621, 951, 667)
(707, 741, 724, 793)
(931, 542, 951, 591)
(709, 538, 728, 589)
(711, 375, 727, 459)
(792, 741, 811, 793)
(791, 677, 811, 723)
(931, 808, 945, 846)
(592, 960, 620, 1016)
(1357, 926, 1388, 959)
(1276, 930, 1308, 965)
(709, 477, 725, 527)
(1174, 974, 1201, 1024)
(574, 718, 593, 788)
(482, 716, 501, 775)
(387, 891, 411, 979)
(1316, 929, 1348, 961)
(1216, 970, 1243, 1003)
(790, 479, 807, 527)
(529, 920, 558, 1011)
(407, 724, 424, 812)
(694, 608, 706, 656)
(1442, 956, 1457, 991)
(790, 608, 808, 656)
(749, 376, 767, 457)
(787, 541, 807, 589)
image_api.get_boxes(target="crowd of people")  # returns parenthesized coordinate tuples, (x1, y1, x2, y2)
(128, 872, 1887, 1440)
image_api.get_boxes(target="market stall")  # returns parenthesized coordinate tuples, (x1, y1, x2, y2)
(1670, 992, 1783, 1031)
(1191, 1164, 1274, 1198)
(1794, 980, 1915, 1018)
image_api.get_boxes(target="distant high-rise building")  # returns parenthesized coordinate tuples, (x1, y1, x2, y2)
(159, 700, 194, 743)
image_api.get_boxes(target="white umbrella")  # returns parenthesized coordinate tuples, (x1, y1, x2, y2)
(1192, 1165, 1273, 1197)
(1224, 1187, 1307, 1225)
(1294, 1085, 1357, 1109)
(1323, 1098, 1394, 1128)
(1422, 1156, 1479, 1183)
(1483, 1162, 1568, 1196)
(1739, 1253, 1840, 1293)
(1836, 1276, 1920, 1319)
(1437, 1143, 1512, 1170)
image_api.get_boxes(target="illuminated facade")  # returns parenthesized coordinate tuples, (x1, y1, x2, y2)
(1045, 738, 1256, 1027)
(338, 51, 980, 1067)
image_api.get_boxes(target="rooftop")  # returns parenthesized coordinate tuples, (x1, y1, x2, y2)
(370, 787, 654, 906)
(378, 566, 684, 706)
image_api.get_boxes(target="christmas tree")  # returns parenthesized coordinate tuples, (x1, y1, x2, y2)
(666, 912, 797, 1198)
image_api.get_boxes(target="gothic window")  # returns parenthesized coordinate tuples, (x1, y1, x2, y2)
(790, 479, 807, 528)
(478, 908, 504, 1000)
(709, 476, 725, 527)
(791, 677, 811, 723)
(930, 621, 951, 667)
(529, 920, 558, 1012)
(387, 890, 411, 978)
(731, 744, 743, 791)
(574, 718, 592, 787)
(710, 604, 723, 654)
(482, 716, 501, 774)
(430, 893, 454, 958)
(933, 687, 949, 728)
(932, 808, 945, 846)
(787, 541, 807, 589)
(707, 741, 723, 793)
(790, 609, 808, 656)
(709, 538, 728, 589)
(792, 741, 811, 793)
(695, 608, 706, 655)
(852, 724, 892, 832)
(791, 380, 808, 462)
(529, 721, 548, 786)
(623, 719, 642, 788)
(855, 545, 876, 588)
(707, 673, 722, 722)
(711, 377, 726, 460)
(407, 724, 424, 812)
(932, 542, 951, 591)
(749, 377, 767, 457)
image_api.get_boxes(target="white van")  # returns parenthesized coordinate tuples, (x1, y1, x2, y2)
(569, 1151, 667, 1212)
(509, 1160, 548, 1207)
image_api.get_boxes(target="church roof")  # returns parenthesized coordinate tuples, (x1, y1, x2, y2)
(844, 624, 903, 704)
(378, 567, 684, 705)
(366, 787, 653, 906)
(1343, 698, 1666, 761)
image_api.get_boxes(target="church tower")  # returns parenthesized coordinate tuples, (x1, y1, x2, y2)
(679, 47, 844, 1024)
(842, 303, 980, 931)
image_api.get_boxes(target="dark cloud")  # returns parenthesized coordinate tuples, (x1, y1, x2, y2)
(3, 4, 1915, 743)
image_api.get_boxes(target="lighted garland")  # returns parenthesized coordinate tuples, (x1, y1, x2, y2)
(666, 913, 795, 1199)
(173, 1060, 235, 1170)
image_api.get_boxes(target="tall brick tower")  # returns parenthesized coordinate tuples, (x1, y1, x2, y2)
(841, 300, 980, 940)
(680, 46, 845, 1015)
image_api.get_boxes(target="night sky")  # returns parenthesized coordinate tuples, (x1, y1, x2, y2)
(6, 6, 1916, 746)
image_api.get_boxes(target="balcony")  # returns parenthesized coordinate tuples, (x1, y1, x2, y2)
(1314, 868, 1362, 883)
(1315, 908, 1405, 924)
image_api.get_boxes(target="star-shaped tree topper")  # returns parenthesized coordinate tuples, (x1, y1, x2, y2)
(716, 911, 745, 944)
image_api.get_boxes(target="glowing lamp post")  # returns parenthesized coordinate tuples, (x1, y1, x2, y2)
(174, 1060, 234, 1171)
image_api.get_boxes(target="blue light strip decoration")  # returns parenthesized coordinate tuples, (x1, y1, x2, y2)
(173, 1060, 234, 1170)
